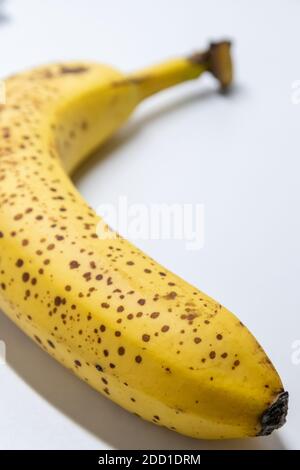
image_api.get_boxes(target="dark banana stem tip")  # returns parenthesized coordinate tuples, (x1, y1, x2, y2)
(259, 391, 289, 436)
(188, 40, 233, 90)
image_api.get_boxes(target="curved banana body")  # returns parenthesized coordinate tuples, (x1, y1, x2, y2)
(0, 43, 287, 439)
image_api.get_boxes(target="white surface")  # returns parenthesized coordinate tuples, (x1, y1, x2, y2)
(0, 0, 299, 450)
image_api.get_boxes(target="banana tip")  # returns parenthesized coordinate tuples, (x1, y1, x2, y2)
(258, 391, 289, 436)
(208, 40, 233, 90)
(188, 40, 233, 90)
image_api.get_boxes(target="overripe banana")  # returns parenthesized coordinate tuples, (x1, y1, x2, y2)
(0, 41, 288, 439)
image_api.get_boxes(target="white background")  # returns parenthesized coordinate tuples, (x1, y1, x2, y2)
(0, 0, 299, 450)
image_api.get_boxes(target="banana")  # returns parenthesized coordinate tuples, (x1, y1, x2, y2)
(0, 41, 288, 439)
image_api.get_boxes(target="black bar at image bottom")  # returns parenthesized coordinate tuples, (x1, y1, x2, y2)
(0, 450, 297, 466)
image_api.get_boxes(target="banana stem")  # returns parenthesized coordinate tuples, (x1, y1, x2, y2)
(128, 40, 233, 101)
